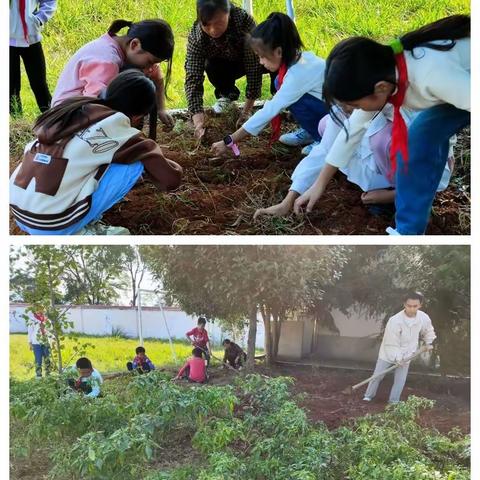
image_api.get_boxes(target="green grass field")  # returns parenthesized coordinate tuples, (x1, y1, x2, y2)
(10, 333, 227, 380)
(13, 0, 469, 119)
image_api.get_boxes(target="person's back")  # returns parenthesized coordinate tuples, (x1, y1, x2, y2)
(186, 356, 207, 383)
(52, 34, 125, 105)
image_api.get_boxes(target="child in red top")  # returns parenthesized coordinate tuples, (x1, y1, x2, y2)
(186, 317, 211, 365)
(175, 347, 207, 383)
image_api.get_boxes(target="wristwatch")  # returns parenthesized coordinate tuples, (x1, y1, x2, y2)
(223, 135, 240, 156)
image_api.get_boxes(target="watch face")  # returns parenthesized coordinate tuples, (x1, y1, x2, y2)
(223, 135, 232, 145)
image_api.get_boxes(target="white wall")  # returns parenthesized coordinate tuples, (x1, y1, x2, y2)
(9, 304, 265, 348)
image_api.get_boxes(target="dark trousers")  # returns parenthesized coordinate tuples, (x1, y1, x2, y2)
(127, 362, 152, 374)
(10, 42, 51, 115)
(205, 58, 276, 101)
(226, 353, 246, 369)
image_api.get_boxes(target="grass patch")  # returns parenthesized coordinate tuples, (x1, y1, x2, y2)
(10, 333, 227, 380)
(13, 0, 469, 118)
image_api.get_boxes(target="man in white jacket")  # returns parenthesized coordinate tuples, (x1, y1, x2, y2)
(363, 292, 436, 404)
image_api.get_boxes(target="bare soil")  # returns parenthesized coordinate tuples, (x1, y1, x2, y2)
(9, 115, 470, 235)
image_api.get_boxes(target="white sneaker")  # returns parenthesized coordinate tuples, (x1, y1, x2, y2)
(363, 396, 372, 402)
(76, 221, 130, 235)
(386, 227, 401, 235)
(301, 141, 321, 156)
(279, 128, 314, 147)
(212, 97, 233, 114)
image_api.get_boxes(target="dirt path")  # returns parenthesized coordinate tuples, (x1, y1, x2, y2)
(273, 365, 470, 434)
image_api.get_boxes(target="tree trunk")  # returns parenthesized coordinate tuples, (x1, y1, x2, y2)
(47, 258, 63, 373)
(262, 307, 272, 367)
(246, 304, 258, 371)
(272, 312, 282, 359)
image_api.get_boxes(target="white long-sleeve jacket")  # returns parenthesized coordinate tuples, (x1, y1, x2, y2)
(378, 310, 436, 363)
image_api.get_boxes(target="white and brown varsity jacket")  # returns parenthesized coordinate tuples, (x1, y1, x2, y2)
(10, 104, 182, 230)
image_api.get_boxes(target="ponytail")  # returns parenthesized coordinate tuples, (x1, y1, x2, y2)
(323, 14, 470, 118)
(108, 19, 133, 35)
(400, 14, 470, 51)
(249, 12, 303, 67)
(34, 70, 156, 135)
(34, 96, 103, 134)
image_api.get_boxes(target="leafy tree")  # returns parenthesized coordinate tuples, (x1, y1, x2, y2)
(61, 246, 128, 305)
(141, 245, 348, 369)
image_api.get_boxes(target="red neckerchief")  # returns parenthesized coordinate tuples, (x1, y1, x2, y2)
(18, 0, 29, 42)
(34, 312, 46, 336)
(387, 51, 409, 178)
(270, 63, 288, 145)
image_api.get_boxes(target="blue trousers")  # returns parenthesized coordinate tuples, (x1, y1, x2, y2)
(32, 344, 51, 377)
(274, 76, 328, 141)
(17, 162, 144, 235)
(395, 104, 470, 235)
(288, 93, 328, 141)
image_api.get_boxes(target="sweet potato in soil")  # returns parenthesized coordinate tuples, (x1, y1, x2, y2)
(9, 115, 470, 235)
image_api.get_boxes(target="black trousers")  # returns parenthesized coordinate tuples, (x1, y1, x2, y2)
(205, 58, 276, 101)
(10, 42, 51, 115)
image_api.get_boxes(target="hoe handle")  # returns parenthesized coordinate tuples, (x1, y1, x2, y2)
(350, 346, 429, 392)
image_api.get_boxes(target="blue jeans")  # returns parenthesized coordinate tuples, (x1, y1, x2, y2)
(288, 93, 328, 141)
(32, 344, 51, 377)
(17, 162, 144, 235)
(395, 104, 470, 235)
(274, 76, 328, 141)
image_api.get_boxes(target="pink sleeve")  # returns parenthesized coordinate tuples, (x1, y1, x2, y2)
(177, 360, 189, 377)
(186, 329, 194, 336)
(78, 61, 120, 98)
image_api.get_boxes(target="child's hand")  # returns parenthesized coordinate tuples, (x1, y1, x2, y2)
(211, 141, 228, 156)
(158, 110, 174, 128)
(293, 185, 324, 214)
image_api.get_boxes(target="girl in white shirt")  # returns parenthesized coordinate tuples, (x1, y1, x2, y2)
(294, 15, 470, 235)
(211, 12, 328, 157)
(254, 105, 453, 219)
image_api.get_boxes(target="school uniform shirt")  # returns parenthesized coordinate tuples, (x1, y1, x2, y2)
(26, 311, 53, 345)
(177, 357, 206, 383)
(378, 310, 436, 364)
(132, 355, 155, 371)
(185, 4, 263, 114)
(10, 104, 182, 231)
(326, 38, 470, 169)
(243, 51, 326, 136)
(10, 0, 57, 47)
(52, 33, 125, 106)
(292, 105, 453, 194)
(186, 327, 209, 349)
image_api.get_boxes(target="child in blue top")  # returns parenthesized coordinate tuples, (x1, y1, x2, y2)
(127, 346, 155, 374)
(211, 12, 328, 157)
(66, 357, 103, 398)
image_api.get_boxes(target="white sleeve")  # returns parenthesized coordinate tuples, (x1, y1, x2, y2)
(243, 69, 322, 136)
(290, 116, 342, 194)
(424, 64, 470, 112)
(420, 315, 436, 345)
(325, 109, 377, 168)
(382, 318, 403, 363)
(27, 323, 35, 344)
